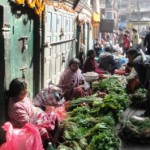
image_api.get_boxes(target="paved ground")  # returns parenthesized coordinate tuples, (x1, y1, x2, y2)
(118, 108, 150, 150)
(121, 141, 150, 150)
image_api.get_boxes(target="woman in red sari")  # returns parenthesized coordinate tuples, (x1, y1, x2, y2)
(82, 49, 104, 77)
(57, 58, 91, 100)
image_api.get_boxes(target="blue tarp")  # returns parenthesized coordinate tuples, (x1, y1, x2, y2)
(118, 22, 127, 29)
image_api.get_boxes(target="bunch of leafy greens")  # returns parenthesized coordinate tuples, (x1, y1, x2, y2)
(92, 77, 125, 94)
(120, 118, 150, 142)
(58, 107, 120, 150)
(129, 88, 147, 108)
(57, 77, 129, 149)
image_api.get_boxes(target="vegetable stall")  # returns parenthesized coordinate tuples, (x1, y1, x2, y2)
(55, 76, 130, 150)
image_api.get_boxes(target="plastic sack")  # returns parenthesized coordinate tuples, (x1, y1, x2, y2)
(0, 122, 44, 150)
(45, 105, 67, 121)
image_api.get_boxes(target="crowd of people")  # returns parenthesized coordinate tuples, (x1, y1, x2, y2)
(5, 26, 150, 149)
(86, 26, 150, 117)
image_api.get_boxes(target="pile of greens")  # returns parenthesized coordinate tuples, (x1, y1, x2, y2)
(56, 77, 129, 149)
(68, 95, 102, 110)
(92, 77, 130, 122)
(120, 118, 150, 143)
(129, 88, 147, 108)
(92, 77, 126, 94)
(58, 111, 120, 150)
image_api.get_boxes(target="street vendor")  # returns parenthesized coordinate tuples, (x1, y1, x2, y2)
(126, 48, 150, 116)
(82, 49, 104, 77)
(57, 58, 91, 100)
(6, 78, 61, 148)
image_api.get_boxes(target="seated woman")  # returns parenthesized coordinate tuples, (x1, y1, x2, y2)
(7, 78, 60, 148)
(82, 49, 104, 77)
(99, 46, 120, 74)
(57, 58, 91, 100)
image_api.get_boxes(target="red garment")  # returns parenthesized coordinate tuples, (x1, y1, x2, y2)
(8, 96, 58, 136)
(74, 86, 91, 99)
(122, 36, 130, 50)
(83, 58, 103, 74)
(8, 97, 35, 128)
(62, 86, 91, 101)
(114, 69, 126, 75)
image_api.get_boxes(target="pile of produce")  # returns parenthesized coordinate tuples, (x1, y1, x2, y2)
(58, 105, 120, 150)
(129, 88, 147, 108)
(120, 117, 150, 143)
(92, 76, 129, 122)
(56, 76, 130, 150)
(92, 76, 127, 94)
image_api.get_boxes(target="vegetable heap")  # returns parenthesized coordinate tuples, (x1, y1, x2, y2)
(58, 108, 120, 150)
(92, 76, 126, 94)
(57, 76, 129, 150)
(129, 88, 147, 108)
(120, 118, 150, 143)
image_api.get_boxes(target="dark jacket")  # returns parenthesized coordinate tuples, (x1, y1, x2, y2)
(99, 53, 117, 74)
(132, 55, 150, 89)
(144, 32, 150, 54)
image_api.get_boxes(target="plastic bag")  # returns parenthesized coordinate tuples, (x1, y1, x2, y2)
(45, 105, 67, 121)
(0, 122, 44, 150)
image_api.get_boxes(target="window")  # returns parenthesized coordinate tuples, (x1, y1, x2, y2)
(105, 12, 112, 19)
(141, 3, 150, 9)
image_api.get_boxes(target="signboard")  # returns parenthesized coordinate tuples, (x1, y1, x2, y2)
(100, 19, 114, 33)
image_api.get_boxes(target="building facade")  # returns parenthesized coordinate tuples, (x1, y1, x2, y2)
(118, 0, 150, 31)
(0, 0, 98, 143)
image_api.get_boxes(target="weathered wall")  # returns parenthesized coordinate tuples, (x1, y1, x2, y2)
(0, 1, 42, 143)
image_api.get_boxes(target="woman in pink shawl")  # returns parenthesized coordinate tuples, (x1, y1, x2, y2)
(57, 58, 91, 100)
(7, 78, 60, 148)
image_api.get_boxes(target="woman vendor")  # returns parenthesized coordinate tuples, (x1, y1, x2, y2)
(82, 49, 104, 77)
(57, 58, 91, 100)
(7, 78, 60, 148)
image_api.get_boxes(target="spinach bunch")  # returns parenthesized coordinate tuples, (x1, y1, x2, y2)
(85, 123, 120, 150)
(92, 77, 124, 93)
